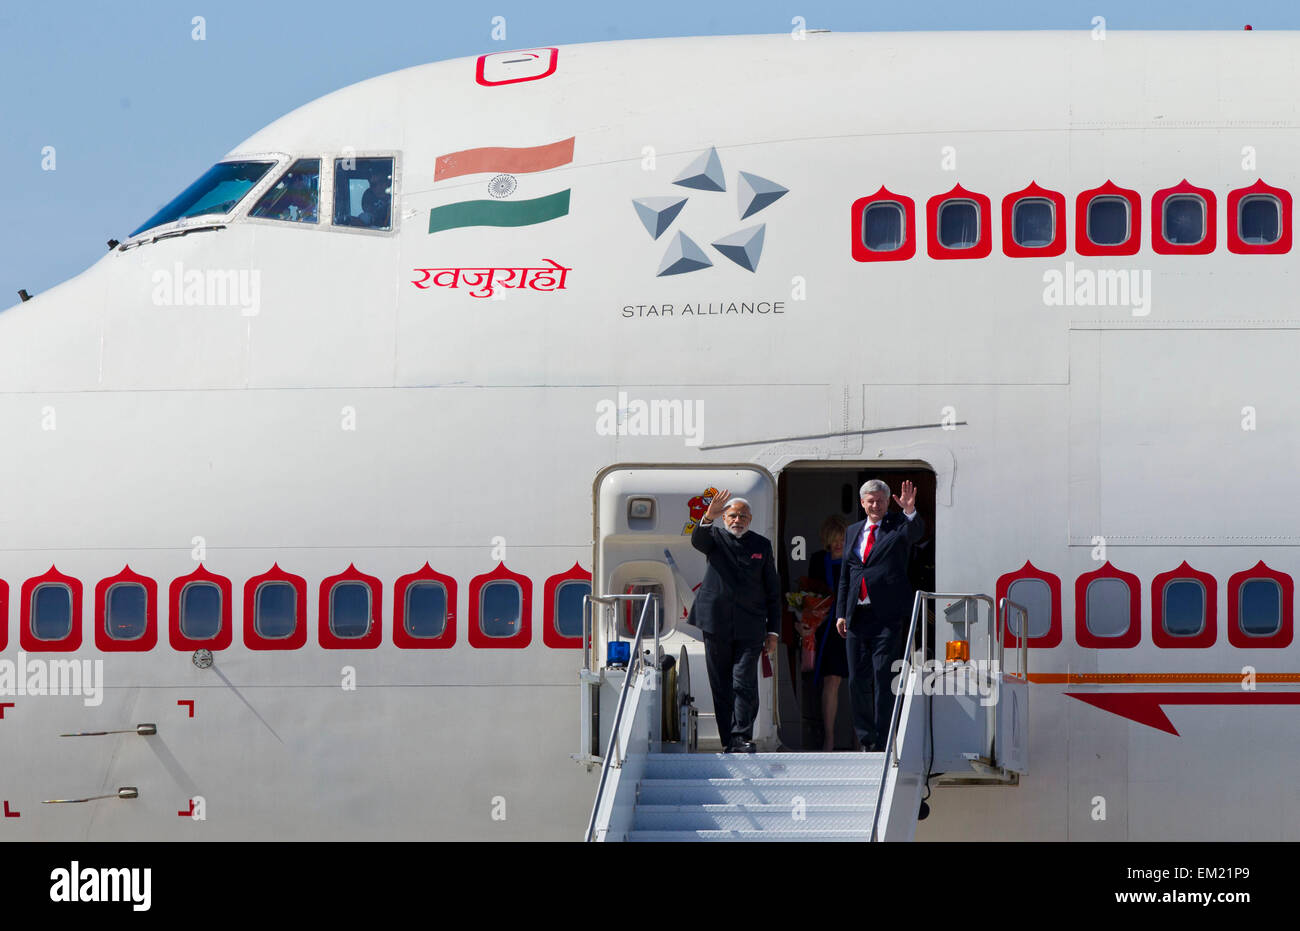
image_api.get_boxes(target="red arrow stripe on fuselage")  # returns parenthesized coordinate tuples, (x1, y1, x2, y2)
(435, 137, 575, 181)
(1065, 691, 1300, 735)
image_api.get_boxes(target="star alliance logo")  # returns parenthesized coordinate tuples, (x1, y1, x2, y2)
(632, 146, 788, 276)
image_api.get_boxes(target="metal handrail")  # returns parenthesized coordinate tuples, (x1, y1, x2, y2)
(869, 591, 1003, 842)
(582, 592, 660, 843)
(998, 597, 1030, 681)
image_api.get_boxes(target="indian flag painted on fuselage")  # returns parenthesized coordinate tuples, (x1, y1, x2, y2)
(429, 137, 573, 234)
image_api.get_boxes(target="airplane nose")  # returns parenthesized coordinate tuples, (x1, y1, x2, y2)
(0, 265, 109, 393)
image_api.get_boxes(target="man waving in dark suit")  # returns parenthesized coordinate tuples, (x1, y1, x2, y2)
(835, 479, 925, 752)
(689, 489, 782, 753)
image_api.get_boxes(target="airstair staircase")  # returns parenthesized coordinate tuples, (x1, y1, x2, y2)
(623, 751, 884, 841)
(580, 591, 1030, 842)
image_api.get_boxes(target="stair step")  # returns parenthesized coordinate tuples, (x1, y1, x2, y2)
(637, 777, 880, 806)
(633, 803, 876, 831)
(642, 752, 885, 780)
(627, 829, 873, 842)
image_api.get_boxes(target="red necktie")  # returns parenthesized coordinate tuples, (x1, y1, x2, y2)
(859, 524, 877, 600)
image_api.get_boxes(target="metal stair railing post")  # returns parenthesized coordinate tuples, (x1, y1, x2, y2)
(997, 597, 1030, 682)
(583, 592, 660, 843)
(973, 594, 998, 765)
(870, 589, 925, 841)
(994, 597, 1030, 771)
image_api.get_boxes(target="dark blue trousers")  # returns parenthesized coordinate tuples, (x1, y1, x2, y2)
(703, 634, 763, 746)
(846, 605, 904, 749)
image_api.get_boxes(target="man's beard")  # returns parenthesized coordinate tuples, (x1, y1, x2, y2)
(725, 524, 747, 538)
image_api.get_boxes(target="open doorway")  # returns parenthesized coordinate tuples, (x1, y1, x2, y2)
(774, 462, 936, 751)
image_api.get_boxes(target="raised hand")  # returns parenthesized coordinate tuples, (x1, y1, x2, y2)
(704, 488, 732, 522)
(893, 479, 917, 514)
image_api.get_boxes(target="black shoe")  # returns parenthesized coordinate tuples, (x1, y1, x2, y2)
(731, 738, 756, 754)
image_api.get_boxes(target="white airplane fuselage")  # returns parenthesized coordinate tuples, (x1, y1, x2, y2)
(2, 30, 1298, 840)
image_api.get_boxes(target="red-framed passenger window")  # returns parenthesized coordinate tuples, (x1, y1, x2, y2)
(926, 184, 992, 259)
(851, 186, 916, 262)
(20, 566, 82, 652)
(468, 562, 532, 649)
(1076, 181, 1142, 256)
(319, 564, 383, 650)
(996, 561, 1062, 649)
(0, 579, 7, 651)
(393, 563, 457, 649)
(1074, 562, 1141, 649)
(1226, 179, 1292, 255)
(1151, 180, 1216, 255)
(1227, 561, 1293, 649)
(169, 564, 233, 651)
(243, 564, 308, 651)
(94, 565, 158, 652)
(543, 562, 591, 649)
(1001, 182, 1066, 257)
(1150, 561, 1216, 649)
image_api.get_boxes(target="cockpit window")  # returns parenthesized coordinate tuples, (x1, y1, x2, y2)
(250, 159, 320, 223)
(334, 157, 393, 230)
(130, 160, 275, 236)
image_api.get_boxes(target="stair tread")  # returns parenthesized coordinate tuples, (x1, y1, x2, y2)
(645, 752, 882, 759)
(636, 803, 876, 811)
(643, 758, 885, 781)
(641, 777, 881, 785)
(627, 830, 874, 841)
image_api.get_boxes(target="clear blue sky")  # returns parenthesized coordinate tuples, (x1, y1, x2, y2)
(1, 0, 1294, 297)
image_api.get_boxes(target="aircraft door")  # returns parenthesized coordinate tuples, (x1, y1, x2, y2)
(592, 466, 778, 751)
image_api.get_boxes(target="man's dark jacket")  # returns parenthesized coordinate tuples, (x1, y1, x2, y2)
(835, 510, 927, 629)
(688, 521, 782, 641)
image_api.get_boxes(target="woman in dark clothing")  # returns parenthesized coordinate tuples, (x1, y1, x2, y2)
(798, 515, 849, 751)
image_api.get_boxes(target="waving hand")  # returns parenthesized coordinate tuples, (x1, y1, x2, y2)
(893, 479, 917, 515)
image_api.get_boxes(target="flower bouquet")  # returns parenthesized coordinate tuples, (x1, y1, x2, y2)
(787, 590, 834, 671)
